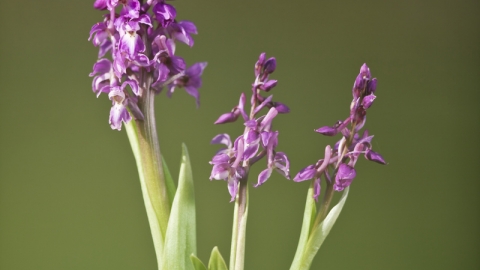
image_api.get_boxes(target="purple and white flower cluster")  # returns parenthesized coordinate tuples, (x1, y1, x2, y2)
(294, 64, 386, 201)
(89, 0, 206, 130)
(210, 53, 290, 201)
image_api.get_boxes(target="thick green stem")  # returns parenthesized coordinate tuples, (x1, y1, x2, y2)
(124, 80, 171, 268)
(229, 176, 249, 270)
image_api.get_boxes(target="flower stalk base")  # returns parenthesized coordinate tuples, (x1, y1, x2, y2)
(124, 88, 171, 268)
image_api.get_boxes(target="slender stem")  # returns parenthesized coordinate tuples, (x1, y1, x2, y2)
(314, 117, 357, 228)
(313, 178, 334, 229)
(229, 174, 250, 270)
(140, 25, 171, 239)
(228, 85, 261, 269)
(229, 198, 239, 269)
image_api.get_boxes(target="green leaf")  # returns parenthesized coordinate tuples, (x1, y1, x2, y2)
(190, 254, 207, 270)
(208, 247, 228, 270)
(295, 186, 350, 270)
(290, 183, 317, 270)
(162, 156, 176, 207)
(162, 144, 197, 270)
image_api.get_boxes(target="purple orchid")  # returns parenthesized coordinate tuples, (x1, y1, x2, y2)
(115, 15, 152, 58)
(334, 164, 356, 191)
(294, 63, 386, 200)
(168, 62, 208, 107)
(89, 0, 206, 130)
(113, 50, 150, 79)
(90, 58, 114, 97)
(151, 35, 186, 88)
(294, 146, 333, 201)
(108, 89, 131, 131)
(214, 93, 248, 124)
(101, 79, 142, 128)
(88, 19, 114, 58)
(209, 134, 247, 201)
(168, 21, 198, 47)
(210, 53, 290, 200)
(119, 0, 141, 19)
(153, 1, 177, 28)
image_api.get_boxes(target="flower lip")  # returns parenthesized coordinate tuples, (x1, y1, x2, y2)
(334, 164, 356, 191)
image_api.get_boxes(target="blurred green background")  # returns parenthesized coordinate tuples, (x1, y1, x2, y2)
(0, 0, 478, 269)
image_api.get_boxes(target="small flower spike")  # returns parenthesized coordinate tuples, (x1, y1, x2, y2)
(294, 64, 386, 200)
(210, 53, 290, 200)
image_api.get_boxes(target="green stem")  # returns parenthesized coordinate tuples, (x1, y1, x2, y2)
(313, 178, 334, 229)
(124, 79, 171, 269)
(229, 86, 258, 270)
(229, 176, 249, 270)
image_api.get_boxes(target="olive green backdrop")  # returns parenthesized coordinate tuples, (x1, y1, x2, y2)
(0, 0, 478, 269)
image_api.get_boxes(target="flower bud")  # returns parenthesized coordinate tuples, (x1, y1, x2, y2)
(263, 57, 276, 74)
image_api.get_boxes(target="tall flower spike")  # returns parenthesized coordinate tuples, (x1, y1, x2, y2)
(294, 63, 386, 200)
(89, 0, 206, 130)
(89, 2, 206, 268)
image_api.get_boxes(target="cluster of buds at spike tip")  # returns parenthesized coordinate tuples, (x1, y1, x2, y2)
(89, 0, 207, 130)
(210, 53, 291, 201)
(293, 64, 386, 201)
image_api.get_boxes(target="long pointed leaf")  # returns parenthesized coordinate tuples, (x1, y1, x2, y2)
(190, 254, 207, 270)
(162, 144, 197, 270)
(162, 156, 176, 207)
(297, 187, 350, 270)
(208, 247, 228, 270)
